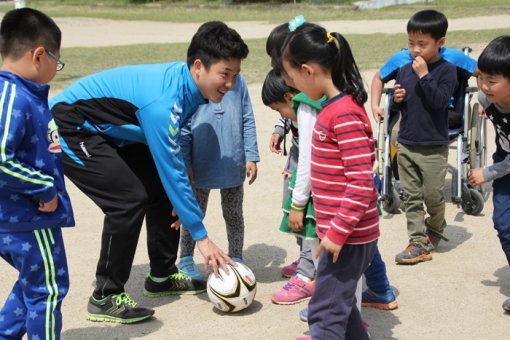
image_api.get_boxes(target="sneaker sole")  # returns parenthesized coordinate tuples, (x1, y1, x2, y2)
(144, 288, 206, 297)
(299, 315, 308, 322)
(361, 300, 399, 310)
(86, 312, 153, 324)
(395, 254, 432, 264)
(271, 296, 311, 305)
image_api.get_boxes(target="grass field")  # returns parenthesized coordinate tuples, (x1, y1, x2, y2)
(3, 0, 510, 22)
(53, 27, 507, 90)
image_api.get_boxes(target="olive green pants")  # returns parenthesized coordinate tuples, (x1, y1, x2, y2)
(397, 143, 449, 244)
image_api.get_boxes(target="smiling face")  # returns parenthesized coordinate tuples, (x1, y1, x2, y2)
(407, 31, 444, 64)
(192, 58, 241, 103)
(478, 72, 510, 109)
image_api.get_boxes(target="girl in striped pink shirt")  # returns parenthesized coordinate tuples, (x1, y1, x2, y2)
(282, 23, 379, 340)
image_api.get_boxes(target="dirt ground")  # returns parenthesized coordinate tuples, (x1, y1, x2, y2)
(1, 15, 510, 340)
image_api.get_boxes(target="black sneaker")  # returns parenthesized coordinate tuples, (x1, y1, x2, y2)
(395, 242, 432, 264)
(86, 292, 154, 324)
(144, 270, 207, 297)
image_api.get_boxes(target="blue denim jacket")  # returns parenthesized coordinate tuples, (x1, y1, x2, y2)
(181, 74, 259, 189)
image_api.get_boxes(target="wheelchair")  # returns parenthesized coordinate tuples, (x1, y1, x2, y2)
(375, 47, 487, 216)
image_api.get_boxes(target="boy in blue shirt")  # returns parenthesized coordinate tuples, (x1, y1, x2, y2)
(50, 21, 248, 323)
(391, 10, 458, 264)
(468, 35, 510, 311)
(0, 8, 75, 339)
(177, 73, 259, 279)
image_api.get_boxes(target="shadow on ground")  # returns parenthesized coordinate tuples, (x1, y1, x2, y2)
(62, 318, 163, 339)
(363, 307, 401, 340)
(242, 243, 288, 284)
(435, 224, 472, 253)
(481, 266, 510, 298)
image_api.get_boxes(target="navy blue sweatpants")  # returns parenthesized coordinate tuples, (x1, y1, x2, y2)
(308, 241, 377, 339)
(492, 167, 510, 267)
(0, 228, 69, 340)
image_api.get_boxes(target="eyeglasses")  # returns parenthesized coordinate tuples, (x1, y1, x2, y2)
(45, 49, 65, 71)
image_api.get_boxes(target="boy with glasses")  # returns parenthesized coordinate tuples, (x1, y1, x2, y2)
(0, 8, 75, 339)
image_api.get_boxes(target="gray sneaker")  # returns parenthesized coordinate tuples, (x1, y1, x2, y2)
(503, 297, 510, 312)
(395, 242, 432, 264)
(87, 292, 154, 324)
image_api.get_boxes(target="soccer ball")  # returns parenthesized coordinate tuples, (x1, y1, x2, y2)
(206, 262, 257, 313)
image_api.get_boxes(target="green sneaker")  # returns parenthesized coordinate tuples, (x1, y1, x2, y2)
(395, 242, 432, 265)
(86, 292, 154, 324)
(144, 270, 207, 297)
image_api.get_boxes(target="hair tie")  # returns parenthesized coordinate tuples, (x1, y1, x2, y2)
(327, 32, 340, 49)
(288, 15, 305, 32)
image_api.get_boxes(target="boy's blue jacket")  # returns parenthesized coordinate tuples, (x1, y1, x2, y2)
(49, 62, 208, 240)
(0, 71, 74, 232)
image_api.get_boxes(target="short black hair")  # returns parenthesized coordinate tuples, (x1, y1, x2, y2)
(0, 8, 61, 59)
(261, 68, 297, 106)
(187, 21, 249, 69)
(478, 35, 510, 79)
(407, 9, 448, 41)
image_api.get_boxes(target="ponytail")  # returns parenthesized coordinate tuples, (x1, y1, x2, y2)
(329, 32, 367, 106)
(282, 24, 367, 105)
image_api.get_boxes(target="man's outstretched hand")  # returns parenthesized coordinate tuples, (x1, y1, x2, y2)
(197, 236, 236, 276)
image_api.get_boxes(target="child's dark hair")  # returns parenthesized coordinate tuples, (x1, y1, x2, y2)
(478, 35, 510, 79)
(266, 23, 287, 59)
(187, 21, 249, 69)
(282, 24, 367, 105)
(261, 68, 298, 106)
(266, 21, 313, 74)
(0, 8, 61, 59)
(407, 9, 448, 41)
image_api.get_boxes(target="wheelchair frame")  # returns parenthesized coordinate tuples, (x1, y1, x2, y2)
(375, 48, 488, 215)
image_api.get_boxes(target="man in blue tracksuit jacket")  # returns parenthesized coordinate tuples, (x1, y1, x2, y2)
(50, 21, 249, 323)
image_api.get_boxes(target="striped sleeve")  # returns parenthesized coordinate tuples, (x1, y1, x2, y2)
(0, 81, 56, 203)
(326, 111, 376, 244)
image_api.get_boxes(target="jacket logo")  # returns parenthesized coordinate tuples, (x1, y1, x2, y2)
(318, 131, 327, 142)
(47, 119, 61, 153)
(79, 142, 91, 158)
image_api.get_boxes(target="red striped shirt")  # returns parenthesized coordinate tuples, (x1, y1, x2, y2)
(311, 94, 380, 245)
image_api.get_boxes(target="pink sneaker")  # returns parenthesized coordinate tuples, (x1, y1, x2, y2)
(271, 276, 314, 305)
(281, 259, 299, 278)
(296, 336, 311, 340)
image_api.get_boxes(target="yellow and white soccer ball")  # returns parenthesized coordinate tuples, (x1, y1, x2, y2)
(206, 262, 257, 313)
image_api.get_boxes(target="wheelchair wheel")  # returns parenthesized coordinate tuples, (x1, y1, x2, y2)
(469, 103, 488, 169)
(469, 103, 489, 196)
(382, 186, 401, 214)
(461, 187, 484, 216)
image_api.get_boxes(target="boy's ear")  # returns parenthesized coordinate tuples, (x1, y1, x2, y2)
(192, 59, 204, 78)
(284, 92, 294, 102)
(31, 46, 45, 66)
(438, 36, 446, 48)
